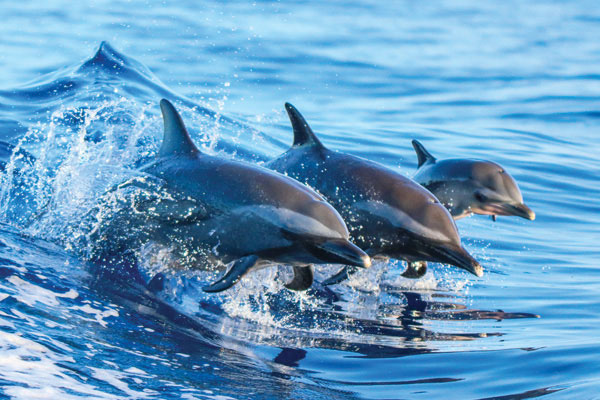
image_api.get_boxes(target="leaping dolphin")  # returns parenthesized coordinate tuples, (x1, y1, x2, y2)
(412, 140, 535, 221)
(267, 103, 483, 285)
(89, 99, 370, 293)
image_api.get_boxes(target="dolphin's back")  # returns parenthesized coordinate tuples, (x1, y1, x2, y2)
(271, 148, 437, 210)
(414, 158, 479, 184)
(270, 147, 459, 245)
(145, 154, 319, 209)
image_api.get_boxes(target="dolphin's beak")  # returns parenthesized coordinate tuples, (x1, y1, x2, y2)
(308, 239, 371, 269)
(477, 202, 535, 221)
(432, 244, 484, 277)
(501, 203, 535, 221)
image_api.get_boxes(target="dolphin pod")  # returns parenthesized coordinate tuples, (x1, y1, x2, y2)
(90, 99, 370, 293)
(267, 103, 483, 285)
(0, 100, 536, 294)
(412, 140, 535, 221)
(84, 99, 537, 293)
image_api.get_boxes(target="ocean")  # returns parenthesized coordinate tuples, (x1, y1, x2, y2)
(0, 1, 599, 399)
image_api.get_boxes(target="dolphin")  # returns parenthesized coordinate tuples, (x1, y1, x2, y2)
(267, 103, 483, 285)
(89, 99, 370, 293)
(412, 140, 535, 221)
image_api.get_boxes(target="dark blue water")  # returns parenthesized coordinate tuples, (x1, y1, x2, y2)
(1, 1, 599, 399)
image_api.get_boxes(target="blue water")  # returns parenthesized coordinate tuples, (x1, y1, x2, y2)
(1, 1, 599, 399)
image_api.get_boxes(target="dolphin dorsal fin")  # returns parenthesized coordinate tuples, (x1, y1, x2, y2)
(158, 99, 200, 157)
(285, 103, 325, 148)
(412, 139, 436, 168)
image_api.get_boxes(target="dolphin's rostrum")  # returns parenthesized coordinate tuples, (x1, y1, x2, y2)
(89, 99, 370, 292)
(267, 103, 483, 285)
(412, 140, 535, 221)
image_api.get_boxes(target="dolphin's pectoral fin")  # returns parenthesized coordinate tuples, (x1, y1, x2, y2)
(284, 265, 314, 291)
(411, 139, 437, 168)
(401, 261, 427, 279)
(322, 266, 358, 286)
(202, 255, 260, 293)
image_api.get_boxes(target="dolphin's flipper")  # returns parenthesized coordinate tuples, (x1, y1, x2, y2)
(159, 99, 200, 157)
(322, 266, 358, 286)
(203, 255, 260, 293)
(411, 140, 437, 168)
(284, 103, 325, 148)
(401, 261, 427, 279)
(284, 265, 314, 291)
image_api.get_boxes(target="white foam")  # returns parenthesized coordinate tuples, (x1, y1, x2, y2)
(0, 331, 117, 400)
(90, 367, 155, 398)
(71, 304, 119, 328)
(7, 276, 79, 307)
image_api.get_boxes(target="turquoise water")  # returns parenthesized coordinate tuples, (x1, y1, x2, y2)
(1, 1, 599, 399)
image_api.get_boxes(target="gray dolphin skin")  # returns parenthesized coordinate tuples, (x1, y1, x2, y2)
(267, 103, 483, 285)
(90, 99, 370, 293)
(412, 140, 535, 221)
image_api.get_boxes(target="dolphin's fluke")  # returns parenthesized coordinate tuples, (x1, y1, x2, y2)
(322, 266, 357, 286)
(412, 140, 437, 168)
(202, 255, 259, 292)
(284, 265, 314, 291)
(159, 99, 200, 157)
(285, 103, 325, 148)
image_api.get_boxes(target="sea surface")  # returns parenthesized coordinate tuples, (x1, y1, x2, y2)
(1, 1, 599, 399)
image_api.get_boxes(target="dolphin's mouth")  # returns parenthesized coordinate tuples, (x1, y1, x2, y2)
(476, 202, 535, 220)
(429, 244, 484, 277)
(500, 202, 535, 220)
(307, 238, 371, 269)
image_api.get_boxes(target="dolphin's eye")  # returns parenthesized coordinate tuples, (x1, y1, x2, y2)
(475, 191, 487, 202)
